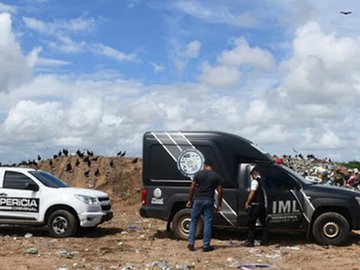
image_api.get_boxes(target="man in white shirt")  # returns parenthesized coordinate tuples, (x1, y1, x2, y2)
(243, 165, 268, 247)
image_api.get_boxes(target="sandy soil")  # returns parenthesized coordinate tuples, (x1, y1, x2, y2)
(1, 156, 360, 269)
(0, 201, 360, 270)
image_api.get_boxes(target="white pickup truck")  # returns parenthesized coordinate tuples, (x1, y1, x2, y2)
(0, 167, 113, 237)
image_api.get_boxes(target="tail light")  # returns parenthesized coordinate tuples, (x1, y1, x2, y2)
(141, 188, 147, 206)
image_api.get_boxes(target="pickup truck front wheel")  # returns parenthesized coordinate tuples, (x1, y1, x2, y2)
(171, 209, 203, 240)
(312, 212, 349, 246)
(47, 210, 78, 238)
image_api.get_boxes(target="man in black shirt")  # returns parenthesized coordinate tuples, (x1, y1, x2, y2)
(186, 159, 223, 252)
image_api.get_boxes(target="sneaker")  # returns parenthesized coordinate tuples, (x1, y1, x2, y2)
(203, 246, 214, 252)
(187, 244, 195, 251)
(242, 241, 254, 247)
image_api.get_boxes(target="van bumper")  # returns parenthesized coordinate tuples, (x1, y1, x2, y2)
(140, 207, 167, 221)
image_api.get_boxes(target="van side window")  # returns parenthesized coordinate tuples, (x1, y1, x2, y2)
(3, 171, 36, 190)
(258, 166, 298, 190)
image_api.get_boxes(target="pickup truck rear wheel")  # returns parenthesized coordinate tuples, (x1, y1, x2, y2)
(312, 212, 349, 245)
(171, 209, 203, 240)
(47, 210, 78, 238)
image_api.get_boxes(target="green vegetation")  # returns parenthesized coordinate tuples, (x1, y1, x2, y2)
(339, 160, 360, 169)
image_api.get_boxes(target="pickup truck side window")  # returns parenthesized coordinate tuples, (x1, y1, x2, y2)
(3, 171, 36, 190)
(258, 166, 299, 190)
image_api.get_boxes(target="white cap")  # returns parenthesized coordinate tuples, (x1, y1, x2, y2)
(249, 165, 256, 173)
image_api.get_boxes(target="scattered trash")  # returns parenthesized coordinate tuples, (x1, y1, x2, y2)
(128, 224, 136, 232)
(57, 249, 79, 259)
(226, 257, 240, 268)
(265, 253, 281, 259)
(26, 247, 38, 255)
(175, 263, 195, 270)
(24, 233, 33, 238)
(120, 262, 136, 270)
(286, 245, 301, 251)
(153, 261, 170, 270)
(238, 263, 279, 269)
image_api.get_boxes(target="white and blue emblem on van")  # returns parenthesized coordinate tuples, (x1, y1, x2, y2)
(177, 149, 204, 177)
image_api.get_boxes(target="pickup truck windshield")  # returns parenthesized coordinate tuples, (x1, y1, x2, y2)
(29, 171, 69, 188)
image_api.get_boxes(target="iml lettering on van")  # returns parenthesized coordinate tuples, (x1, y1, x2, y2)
(0, 197, 39, 212)
(272, 200, 300, 214)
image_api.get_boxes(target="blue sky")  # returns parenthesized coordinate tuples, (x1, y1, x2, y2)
(0, 0, 359, 163)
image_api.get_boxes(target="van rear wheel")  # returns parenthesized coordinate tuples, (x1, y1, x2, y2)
(312, 212, 349, 245)
(171, 209, 203, 240)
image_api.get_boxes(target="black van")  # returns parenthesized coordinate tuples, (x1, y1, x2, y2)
(140, 131, 360, 245)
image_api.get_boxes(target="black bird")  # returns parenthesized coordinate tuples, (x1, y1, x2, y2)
(117, 151, 122, 156)
(62, 148, 69, 156)
(75, 159, 80, 166)
(91, 156, 99, 161)
(58, 150, 62, 157)
(76, 149, 84, 158)
(132, 158, 138, 164)
(84, 170, 90, 177)
(340, 11, 352, 15)
(66, 162, 72, 172)
(120, 151, 126, 157)
(87, 159, 91, 167)
(83, 156, 90, 162)
(49, 160, 53, 166)
(87, 150, 94, 156)
(94, 168, 100, 177)
(53, 154, 58, 159)
(37, 155, 41, 161)
(109, 160, 114, 167)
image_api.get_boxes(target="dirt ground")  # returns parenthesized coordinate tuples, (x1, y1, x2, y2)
(0, 201, 360, 270)
(1, 156, 360, 269)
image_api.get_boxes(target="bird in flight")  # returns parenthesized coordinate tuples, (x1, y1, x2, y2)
(340, 11, 352, 15)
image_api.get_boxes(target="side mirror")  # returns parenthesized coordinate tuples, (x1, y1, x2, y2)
(25, 182, 39, 192)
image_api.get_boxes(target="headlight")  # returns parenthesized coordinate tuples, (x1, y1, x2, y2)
(75, 194, 99, 205)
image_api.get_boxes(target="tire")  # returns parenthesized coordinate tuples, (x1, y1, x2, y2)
(312, 212, 349, 245)
(47, 210, 78, 238)
(171, 209, 203, 240)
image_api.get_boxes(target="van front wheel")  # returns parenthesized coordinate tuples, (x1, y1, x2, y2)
(312, 212, 349, 245)
(171, 209, 203, 240)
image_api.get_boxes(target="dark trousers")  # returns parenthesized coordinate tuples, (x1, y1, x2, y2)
(247, 204, 268, 243)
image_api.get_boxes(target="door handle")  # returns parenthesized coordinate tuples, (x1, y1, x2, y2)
(0, 193, 7, 197)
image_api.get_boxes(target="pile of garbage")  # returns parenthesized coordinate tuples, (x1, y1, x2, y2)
(274, 154, 359, 189)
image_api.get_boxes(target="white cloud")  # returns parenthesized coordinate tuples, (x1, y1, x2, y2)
(2, 100, 63, 140)
(184, 40, 201, 58)
(149, 61, 165, 73)
(0, 3, 17, 14)
(92, 43, 138, 62)
(278, 21, 360, 106)
(174, 39, 202, 74)
(219, 38, 275, 70)
(0, 13, 32, 92)
(23, 16, 96, 36)
(199, 62, 240, 88)
(172, 1, 256, 27)
(198, 37, 275, 88)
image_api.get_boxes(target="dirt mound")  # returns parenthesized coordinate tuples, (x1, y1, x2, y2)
(28, 155, 142, 204)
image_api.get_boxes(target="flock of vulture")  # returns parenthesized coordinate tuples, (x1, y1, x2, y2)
(5, 148, 139, 180)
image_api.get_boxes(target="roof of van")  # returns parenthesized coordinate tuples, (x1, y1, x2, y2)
(144, 131, 273, 163)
